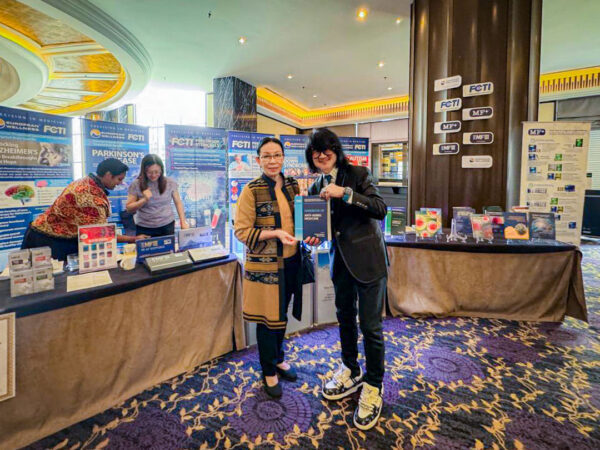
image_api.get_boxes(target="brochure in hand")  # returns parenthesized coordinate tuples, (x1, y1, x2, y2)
(504, 212, 530, 239)
(529, 212, 556, 240)
(294, 196, 331, 241)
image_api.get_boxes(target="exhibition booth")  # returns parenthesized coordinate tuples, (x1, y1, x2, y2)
(0, 98, 592, 447)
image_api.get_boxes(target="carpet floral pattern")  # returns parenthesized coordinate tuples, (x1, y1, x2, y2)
(30, 246, 600, 449)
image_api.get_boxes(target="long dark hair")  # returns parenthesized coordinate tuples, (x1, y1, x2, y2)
(138, 154, 167, 194)
(305, 128, 348, 173)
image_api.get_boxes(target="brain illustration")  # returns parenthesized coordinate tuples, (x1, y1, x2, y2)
(5, 185, 34, 204)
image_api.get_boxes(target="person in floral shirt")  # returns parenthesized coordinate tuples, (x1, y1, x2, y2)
(21, 158, 147, 261)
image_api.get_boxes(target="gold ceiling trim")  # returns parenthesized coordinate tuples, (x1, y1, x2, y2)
(257, 87, 409, 128)
(0, 5, 127, 115)
(540, 66, 600, 97)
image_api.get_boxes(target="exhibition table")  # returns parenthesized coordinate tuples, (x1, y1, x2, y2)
(386, 237, 587, 322)
(0, 255, 244, 449)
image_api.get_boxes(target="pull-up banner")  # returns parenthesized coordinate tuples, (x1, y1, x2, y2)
(82, 119, 149, 221)
(0, 106, 73, 254)
(165, 125, 228, 247)
(281, 134, 315, 195)
(339, 136, 370, 168)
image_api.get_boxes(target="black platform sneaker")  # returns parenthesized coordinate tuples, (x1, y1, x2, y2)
(353, 382, 383, 430)
(322, 363, 363, 400)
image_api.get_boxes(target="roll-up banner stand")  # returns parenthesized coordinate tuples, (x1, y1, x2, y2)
(82, 119, 149, 223)
(165, 125, 228, 247)
(228, 131, 273, 259)
(0, 106, 73, 267)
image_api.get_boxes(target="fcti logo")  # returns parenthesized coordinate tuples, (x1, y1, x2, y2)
(468, 82, 493, 93)
(441, 99, 460, 108)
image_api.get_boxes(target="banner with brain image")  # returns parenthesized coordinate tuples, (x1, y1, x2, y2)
(0, 106, 73, 260)
(165, 124, 228, 247)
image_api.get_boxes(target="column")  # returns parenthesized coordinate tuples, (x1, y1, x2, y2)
(213, 76, 257, 132)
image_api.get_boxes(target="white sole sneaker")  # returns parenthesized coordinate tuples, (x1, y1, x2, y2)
(322, 380, 364, 401)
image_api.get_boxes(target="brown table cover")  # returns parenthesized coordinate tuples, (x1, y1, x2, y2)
(0, 259, 244, 449)
(386, 246, 587, 322)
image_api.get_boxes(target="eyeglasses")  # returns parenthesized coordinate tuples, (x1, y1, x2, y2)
(312, 150, 333, 161)
(259, 153, 284, 161)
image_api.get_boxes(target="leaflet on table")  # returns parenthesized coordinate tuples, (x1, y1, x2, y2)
(187, 244, 229, 263)
(504, 212, 529, 239)
(165, 125, 227, 247)
(82, 119, 149, 222)
(414, 211, 440, 238)
(0, 312, 16, 402)
(419, 208, 442, 235)
(78, 223, 118, 273)
(470, 214, 493, 240)
(487, 212, 505, 238)
(339, 137, 369, 168)
(294, 196, 331, 240)
(0, 106, 74, 256)
(529, 212, 556, 240)
(520, 122, 590, 245)
(66, 270, 113, 292)
(385, 207, 406, 236)
(177, 226, 212, 251)
(452, 207, 475, 236)
(281, 135, 317, 196)
(136, 234, 175, 261)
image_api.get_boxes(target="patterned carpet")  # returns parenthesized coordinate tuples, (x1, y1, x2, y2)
(29, 245, 600, 449)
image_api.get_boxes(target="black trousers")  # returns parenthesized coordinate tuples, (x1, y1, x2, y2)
(256, 252, 300, 377)
(135, 221, 175, 238)
(21, 225, 78, 262)
(332, 252, 386, 388)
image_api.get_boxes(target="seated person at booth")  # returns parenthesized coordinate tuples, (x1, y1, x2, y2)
(21, 158, 147, 261)
(125, 154, 189, 237)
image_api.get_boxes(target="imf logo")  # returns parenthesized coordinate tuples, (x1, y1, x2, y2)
(0, 118, 5, 129)
(90, 129, 101, 138)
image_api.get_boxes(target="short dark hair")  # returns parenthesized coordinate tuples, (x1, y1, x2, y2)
(96, 158, 129, 177)
(305, 128, 348, 173)
(257, 137, 284, 155)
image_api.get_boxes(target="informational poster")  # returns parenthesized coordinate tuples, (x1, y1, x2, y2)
(520, 122, 591, 245)
(281, 134, 316, 195)
(165, 125, 228, 246)
(0, 106, 73, 257)
(0, 312, 15, 402)
(228, 131, 272, 257)
(339, 136, 370, 168)
(82, 119, 149, 222)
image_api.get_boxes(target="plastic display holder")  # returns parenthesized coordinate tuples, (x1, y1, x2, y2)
(446, 219, 467, 243)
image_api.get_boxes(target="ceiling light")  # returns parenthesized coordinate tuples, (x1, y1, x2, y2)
(395, 17, 404, 24)
(287, 74, 293, 79)
(378, 61, 385, 68)
(356, 8, 368, 21)
(387, 87, 393, 90)
(313, 94, 318, 98)
(238, 36, 246, 44)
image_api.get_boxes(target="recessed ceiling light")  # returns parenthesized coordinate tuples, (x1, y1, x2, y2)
(238, 36, 246, 44)
(387, 87, 393, 90)
(395, 17, 404, 24)
(356, 8, 368, 21)
(378, 61, 385, 68)
(313, 94, 318, 98)
(287, 74, 293, 79)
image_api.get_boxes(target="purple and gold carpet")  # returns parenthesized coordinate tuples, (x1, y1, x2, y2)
(29, 245, 600, 449)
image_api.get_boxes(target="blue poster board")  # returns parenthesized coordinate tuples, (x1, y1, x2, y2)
(165, 125, 228, 247)
(0, 106, 73, 261)
(339, 136, 369, 168)
(281, 134, 317, 195)
(82, 119, 149, 222)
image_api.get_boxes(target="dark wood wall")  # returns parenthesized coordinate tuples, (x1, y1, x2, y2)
(409, 0, 541, 225)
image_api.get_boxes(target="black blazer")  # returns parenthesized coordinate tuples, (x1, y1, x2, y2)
(308, 164, 388, 283)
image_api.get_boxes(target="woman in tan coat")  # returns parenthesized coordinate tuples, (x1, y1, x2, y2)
(234, 137, 318, 397)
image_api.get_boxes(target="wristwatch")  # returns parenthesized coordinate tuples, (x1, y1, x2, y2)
(342, 186, 353, 203)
